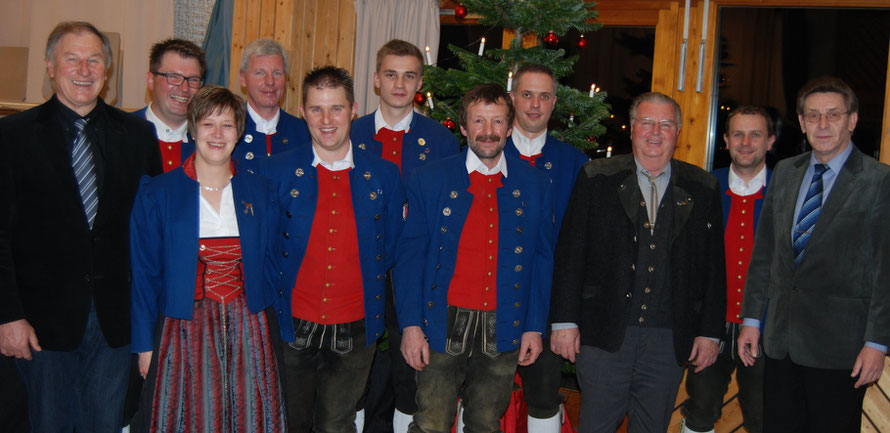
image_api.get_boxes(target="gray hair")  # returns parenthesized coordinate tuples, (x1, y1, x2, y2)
(45, 21, 112, 67)
(240, 39, 289, 75)
(629, 92, 682, 126)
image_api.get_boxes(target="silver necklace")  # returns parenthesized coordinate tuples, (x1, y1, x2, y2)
(198, 178, 231, 192)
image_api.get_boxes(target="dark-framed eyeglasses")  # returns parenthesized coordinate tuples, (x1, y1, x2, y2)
(151, 71, 203, 89)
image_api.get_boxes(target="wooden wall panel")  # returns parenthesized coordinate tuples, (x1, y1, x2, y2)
(229, 0, 356, 114)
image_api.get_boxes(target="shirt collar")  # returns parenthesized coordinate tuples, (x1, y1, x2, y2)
(466, 148, 508, 177)
(145, 103, 189, 142)
(511, 128, 547, 157)
(811, 141, 854, 174)
(633, 157, 671, 180)
(311, 142, 356, 171)
(728, 163, 767, 196)
(373, 107, 413, 134)
(246, 102, 280, 135)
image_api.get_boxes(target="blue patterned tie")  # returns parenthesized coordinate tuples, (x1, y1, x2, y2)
(792, 164, 828, 264)
(72, 118, 98, 229)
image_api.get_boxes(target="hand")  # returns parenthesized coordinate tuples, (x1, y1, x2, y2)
(138, 351, 153, 379)
(737, 326, 761, 367)
(550, 328, 580, 362)
(0, 319, 41, 360)
(688, 337, 720, 373)
(518, 332, 543, 366)
(852, 346, 885, 388)
(400, 326, 430, 371)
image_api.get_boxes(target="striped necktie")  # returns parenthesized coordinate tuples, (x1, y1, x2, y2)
(792, 164, 828, 264)
(72, 118, 98, 229)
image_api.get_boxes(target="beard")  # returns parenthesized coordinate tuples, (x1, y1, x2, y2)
(469, 134, 505, 160)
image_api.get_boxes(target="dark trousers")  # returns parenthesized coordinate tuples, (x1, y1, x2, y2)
(283, 318, 376, 433)
(683, 322, 763, 432)
(517, 335, 564, 418)
(575, 326, 683, 433)
(762, 355, 866, 433)
(410, 309, 518, 433)
(15, 304, 131, 433)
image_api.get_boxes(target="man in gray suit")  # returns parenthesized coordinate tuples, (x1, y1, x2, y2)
(738, 76, 890, 432)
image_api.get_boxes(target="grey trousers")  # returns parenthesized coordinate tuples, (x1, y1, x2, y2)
(575, 326, 683, 433)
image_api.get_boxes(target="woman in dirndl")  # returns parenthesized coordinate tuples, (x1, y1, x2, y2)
(129, 85, 285, 432)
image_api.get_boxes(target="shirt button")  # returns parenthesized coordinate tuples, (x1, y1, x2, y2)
(641, 304, 647, 311)
(648, 266, 655, 272)
(483, 302, 488, 307)
(427, 301, 434, 308)
(514, 302, 520, 308)
(644, 287, 651, 294)
(514, 283, 520, 289)
(514, 265, 522, 272)
(740, 222, 745, 227)
(626, 292, 632, 299)
(282, 251, 289, 258)
(738, 275, 743, 279)
(639, 317, 645, 324)
(649, 244, 656, 250)
(513, 320, 520, 327)
(322, 298, 328, 303)
(322, 314, 327, 319)
(512, 339, 519, 345)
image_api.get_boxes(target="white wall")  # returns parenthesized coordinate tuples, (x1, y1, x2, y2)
(0, 0, 174, 110)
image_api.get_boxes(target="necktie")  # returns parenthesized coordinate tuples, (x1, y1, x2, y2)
(647, 173, 658, 231)
(792, 164, 828, 264)
(72, 118, 98, 229)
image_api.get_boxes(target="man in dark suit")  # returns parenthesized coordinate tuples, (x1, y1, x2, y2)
(738, 76, 890, 432)
(0, 21, 161, 432)
(551, 92, 726, 433)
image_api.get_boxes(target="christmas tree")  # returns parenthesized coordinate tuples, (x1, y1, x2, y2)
(421, 0, 610, 151)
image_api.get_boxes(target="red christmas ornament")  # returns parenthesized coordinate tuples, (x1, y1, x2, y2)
(454, 4, 468, 20)
(577, 34, 587, 48)
(543, 31, 559, 48)
(587, 136, 596, 143)
(442, 118, 457, 132)
(414, 92, 426, 105)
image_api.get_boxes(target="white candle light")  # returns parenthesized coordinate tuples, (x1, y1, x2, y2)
(425, 46, 432, 65)
(569, 112, 574, 123)
(427, 92, 434, 110)
(507, 72, 513, 92)
(607, 146, 613, 158)
(478, 38, 486, 56)
(589, 84, 595, 97)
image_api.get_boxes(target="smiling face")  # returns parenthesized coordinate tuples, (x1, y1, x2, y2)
(630, 101, 680, 173)
(239, 53, 286, 117)
(374, 54, 423, 111)
(460, 99, 512, 168)
(147, 52, 202, 127)
(300, 85, 356, 161)
(724, 113, 774, 175)
(46, 31, 107, 116)
(510, 71, 556, 139)
(194, 108, 238, 167)
(798, 92, 858, 163)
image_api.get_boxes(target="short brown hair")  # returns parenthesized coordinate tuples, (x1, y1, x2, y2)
(376, 39, 424, 73)
(629, 92, 682, 126)
(149, 38, 207, 76)
(725, 105, 775, 137)
(459, 83, 515, 130)
(512, 63, 557, 94)
(187, 85, 246, 138)
(302, 66, 355, 105)
(45, 21, 112, 66)
(796, 76, 859, 115)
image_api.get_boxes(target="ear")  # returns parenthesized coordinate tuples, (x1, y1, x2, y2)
(299, 104, 305, 118)
(146, 71, 155, 91)
(46, 59, 55, 79)
(373, 71, 381, 89)
(848, 111, 859, 132)
(459, 124, 468, 138)
(798, 114, 807, 133)
(239, 71, 247, 89)
(723, 133, 730, 148)
(767, 134, 776, 151)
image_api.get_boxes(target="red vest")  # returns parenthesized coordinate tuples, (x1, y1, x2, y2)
(448, 172, 501, 311)
(724, 189, 762, 323)
(374, 128, 405, 171)
(291, 166, 365, 324)
(159, 139, 183, 173)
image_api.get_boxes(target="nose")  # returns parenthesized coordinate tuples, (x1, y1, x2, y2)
(394, 75, 405, 89)
(817, 113, 831, 128)
(530, 96, 540, 108)
(77, 59, 91, 76)
(264, 72, 275, 86)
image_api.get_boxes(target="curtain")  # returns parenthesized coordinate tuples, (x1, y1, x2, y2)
(202, 0, 234, 87)
(353, 0, 440, 116)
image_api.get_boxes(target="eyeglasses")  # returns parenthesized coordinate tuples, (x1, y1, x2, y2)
(634, 118, 679, 132)
(151, 71, 203, 89)
(802, 111, 848, 123)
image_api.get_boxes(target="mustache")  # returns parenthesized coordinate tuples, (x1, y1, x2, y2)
(475, 134, 501, 142)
